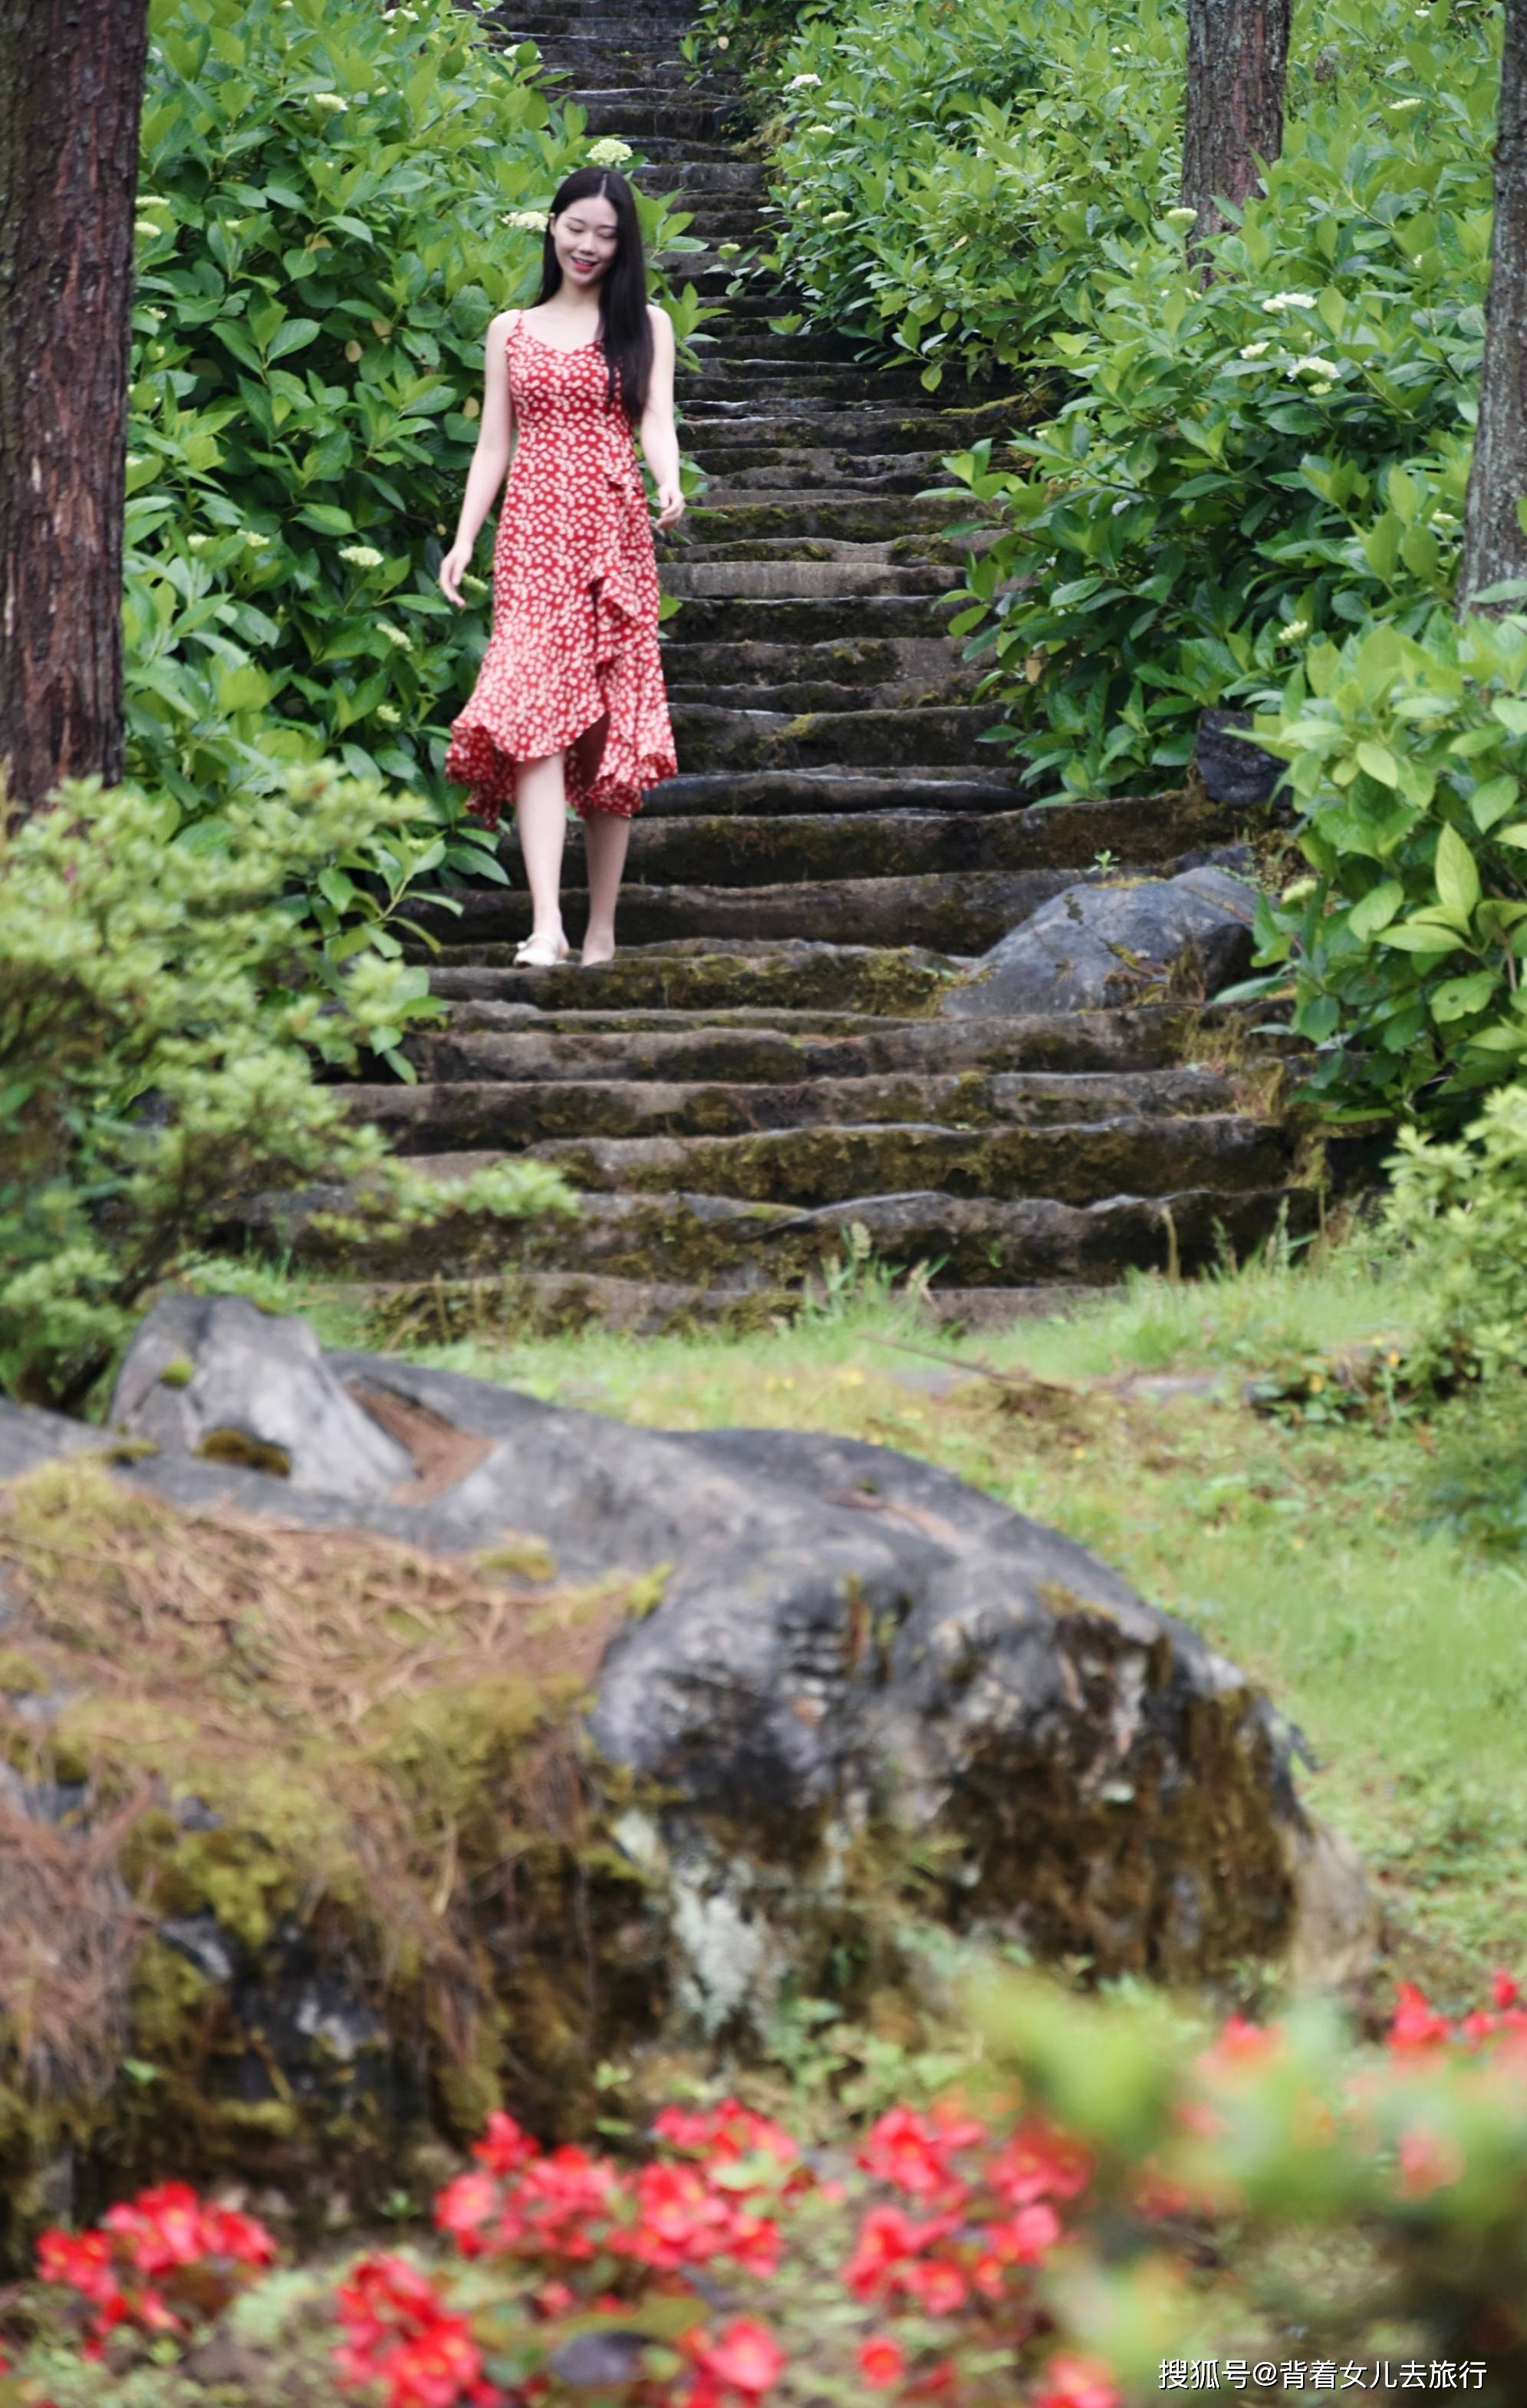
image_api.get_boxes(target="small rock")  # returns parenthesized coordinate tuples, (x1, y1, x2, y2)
(1193, 708, 1287, 810)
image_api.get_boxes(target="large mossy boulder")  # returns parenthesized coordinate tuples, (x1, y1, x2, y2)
(0, 1296, 1373, 2256)
(941, 865, 1258, 1018)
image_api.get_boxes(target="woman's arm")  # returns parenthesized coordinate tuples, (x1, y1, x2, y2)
(640, 305, 684, 530)
(439, 311, 516, 606)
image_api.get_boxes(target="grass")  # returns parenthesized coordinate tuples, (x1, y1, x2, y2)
(179, 1230, 1527, 2005)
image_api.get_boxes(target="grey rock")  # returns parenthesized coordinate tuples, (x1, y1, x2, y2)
(941, 867, 1258, 1020)
(0, 1306, 1375, 2180)
(111, 1294, 413, 1499)
(1194, 708, 1287, 810)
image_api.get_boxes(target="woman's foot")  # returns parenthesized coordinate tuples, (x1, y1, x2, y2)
(514, 931, 569, 968)
(581, 931, 617, 967)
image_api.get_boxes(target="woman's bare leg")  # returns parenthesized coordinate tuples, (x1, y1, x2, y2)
(514, 752, 568, 947)
(581, 808, 630, 965)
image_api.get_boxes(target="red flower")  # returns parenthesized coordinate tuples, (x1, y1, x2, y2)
(856, 2334, 907, 2390)
(844, 2205, 943, 2302)
(693, 2317, 786, 2399)
(857, 2109, 967, 2203)
(1388, 1981, 1452, 2051)
(901, 2258, 969, 2315)
(472, 2111, 540, 2176)
(986, 2121, 1091, 2207)
(1493, 1967, 1521, 2009)
(435, 2172, 499, 2251)
(1033, 2353, 1124, 2408)
(979, 2202, 1061, 2265)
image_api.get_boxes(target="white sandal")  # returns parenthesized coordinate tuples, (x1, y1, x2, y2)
(513, 933, 569, 968)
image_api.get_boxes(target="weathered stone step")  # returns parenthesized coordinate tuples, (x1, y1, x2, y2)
(411, 1005, 1206, 1084)
(267, 1174, 1314, 1292)
(691, 448, 948, 492)
(660, 595, 959, 644)
(608, 800, 1229, 885)
(660, 634, 963, 690)
(636, 768, 1022, 815)
(668, 674, 977, 714)
(521, 1114, 1292, 1208)
(426, 940, 960, 1015)
(670, 700, 1000, 772)
(661, 558, 959, 598)
(423, 865, 1086, 953)
(573, 93, 737, 137)
(349, 1066, 1239, 1151)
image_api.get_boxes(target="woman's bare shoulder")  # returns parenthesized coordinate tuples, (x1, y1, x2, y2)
(488, 308, 522, 342)
(647, 301, 674, 337)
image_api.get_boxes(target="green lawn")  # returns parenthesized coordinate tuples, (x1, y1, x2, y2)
(186, 1232, 1527, 2007)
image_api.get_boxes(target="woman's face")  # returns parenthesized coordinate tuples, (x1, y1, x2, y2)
(553, 193, 620, 291)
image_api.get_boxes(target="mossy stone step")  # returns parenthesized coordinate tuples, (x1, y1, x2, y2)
(689, 496, 955, 542)
(347, 1065, 1239, 1151)
(424, 940, 960, 1015)
(416, 865, 1090, 953)
(524, 1112, 1291, 1209)
(267, 1174, 1315, 1291)
(344, 1270, 1084, 1342)
(637, 769, 1023, 818)
(690, 449, 949, 492)
(669, 700, 1003, 773)
(661, 561, 961, 598)
(660, 635, 962, 690)
(411, 1004, 1204, 1084)
(660, 599, 959, 646)
(601, 802, 1230, 888)
(668, 674, 980, 715)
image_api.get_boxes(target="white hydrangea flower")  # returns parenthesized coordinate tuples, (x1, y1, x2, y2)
(822, 209, 851, 226)
(188, 533, 211, 550)
(1261, 290, 1318, 311)
(503, 209, 549, 233)
(309, 91, 348, 112)
(461, 569, 489, 594)
(1165, 206, 1197, 228)
(1288, 354, 1341, 379)
(805, 122, 833, 135)
(587, 136, 634, 167)
(376, 703, 402, 725)
(1282, 874, 1318, 903)
(245, 531, 272, 550)
(340, 544, 384, 568)
(787, 71, 822, 88)
(1387, 94, 1423, 109)
(1277, 618, 1311, 643)
(1239, 341, 1271, 359)
(378, 621, 412, 650)
(124, 453, 146, 468)
(1308, 382, 1333, 396)
(135, 219, 164, 239)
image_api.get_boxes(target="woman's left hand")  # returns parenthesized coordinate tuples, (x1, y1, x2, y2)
(653, 480, 686, 530)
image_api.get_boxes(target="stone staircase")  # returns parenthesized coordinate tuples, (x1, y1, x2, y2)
(317, 0, 1313, 1332)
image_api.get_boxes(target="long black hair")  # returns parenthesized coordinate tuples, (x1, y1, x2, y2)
(536, 166, 653, 427)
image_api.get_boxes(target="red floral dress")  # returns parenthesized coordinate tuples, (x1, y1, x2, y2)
(445, 315, 677, 825)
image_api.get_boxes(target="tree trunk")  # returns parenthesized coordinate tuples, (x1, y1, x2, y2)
(1462, 0, 1527, 611)
(1180, 0, 1291, 269)
(0, 0, 150, 812)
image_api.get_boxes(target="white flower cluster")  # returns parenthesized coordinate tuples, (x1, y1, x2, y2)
(377, 703, 403, 725)
(188, 532, 212, 551)
(1388, 94, 1423, 110)
(1240, 341, 1270, 359)
(787, 70, 822, 88)
(378, 621, 412, 651)
(309, 91, 348, 112)
(1164, 206, 1197, 229)
(1277, 619, 1311, 644)
(503, 208, 549, 233)
(1261, 290, 1318, 312)
(587, 136, 634, 167)
(245, 531, 272, 551)
(340, 544, 384, 568)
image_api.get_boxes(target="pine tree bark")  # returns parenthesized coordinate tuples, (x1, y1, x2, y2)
(1462, 0, 1527, 611)
(1180, 0, 1292, 268)
(0, 0, 150, 812)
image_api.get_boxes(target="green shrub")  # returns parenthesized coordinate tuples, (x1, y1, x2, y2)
(1384, 1083, 1527, 1382)
(928, 0, 1494, 796)
(127, 0, 710, 849)
(1232, 612, 1527, 1122)
(0, 769, 571, 1411)
(748, 0, 1179, 387)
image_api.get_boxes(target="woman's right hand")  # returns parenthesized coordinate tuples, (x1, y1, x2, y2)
(439, 539, 474, 608)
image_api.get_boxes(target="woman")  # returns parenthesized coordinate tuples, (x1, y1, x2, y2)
(439, 165, 683, 968)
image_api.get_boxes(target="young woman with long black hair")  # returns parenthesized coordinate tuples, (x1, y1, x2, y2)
(439, 166, 682, 967)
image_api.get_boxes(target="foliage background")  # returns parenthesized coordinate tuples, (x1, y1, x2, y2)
(126, 0, 710, 931)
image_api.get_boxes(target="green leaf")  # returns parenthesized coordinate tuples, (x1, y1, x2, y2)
(266, 315, 321, 362)
(1430, 969, 1499, 1022)
(1470, 773, 1521, 832)
(1355, 740, 1399, 788)
(1435, 822, 1482, 923)
(1347, 880, 1404, 941)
